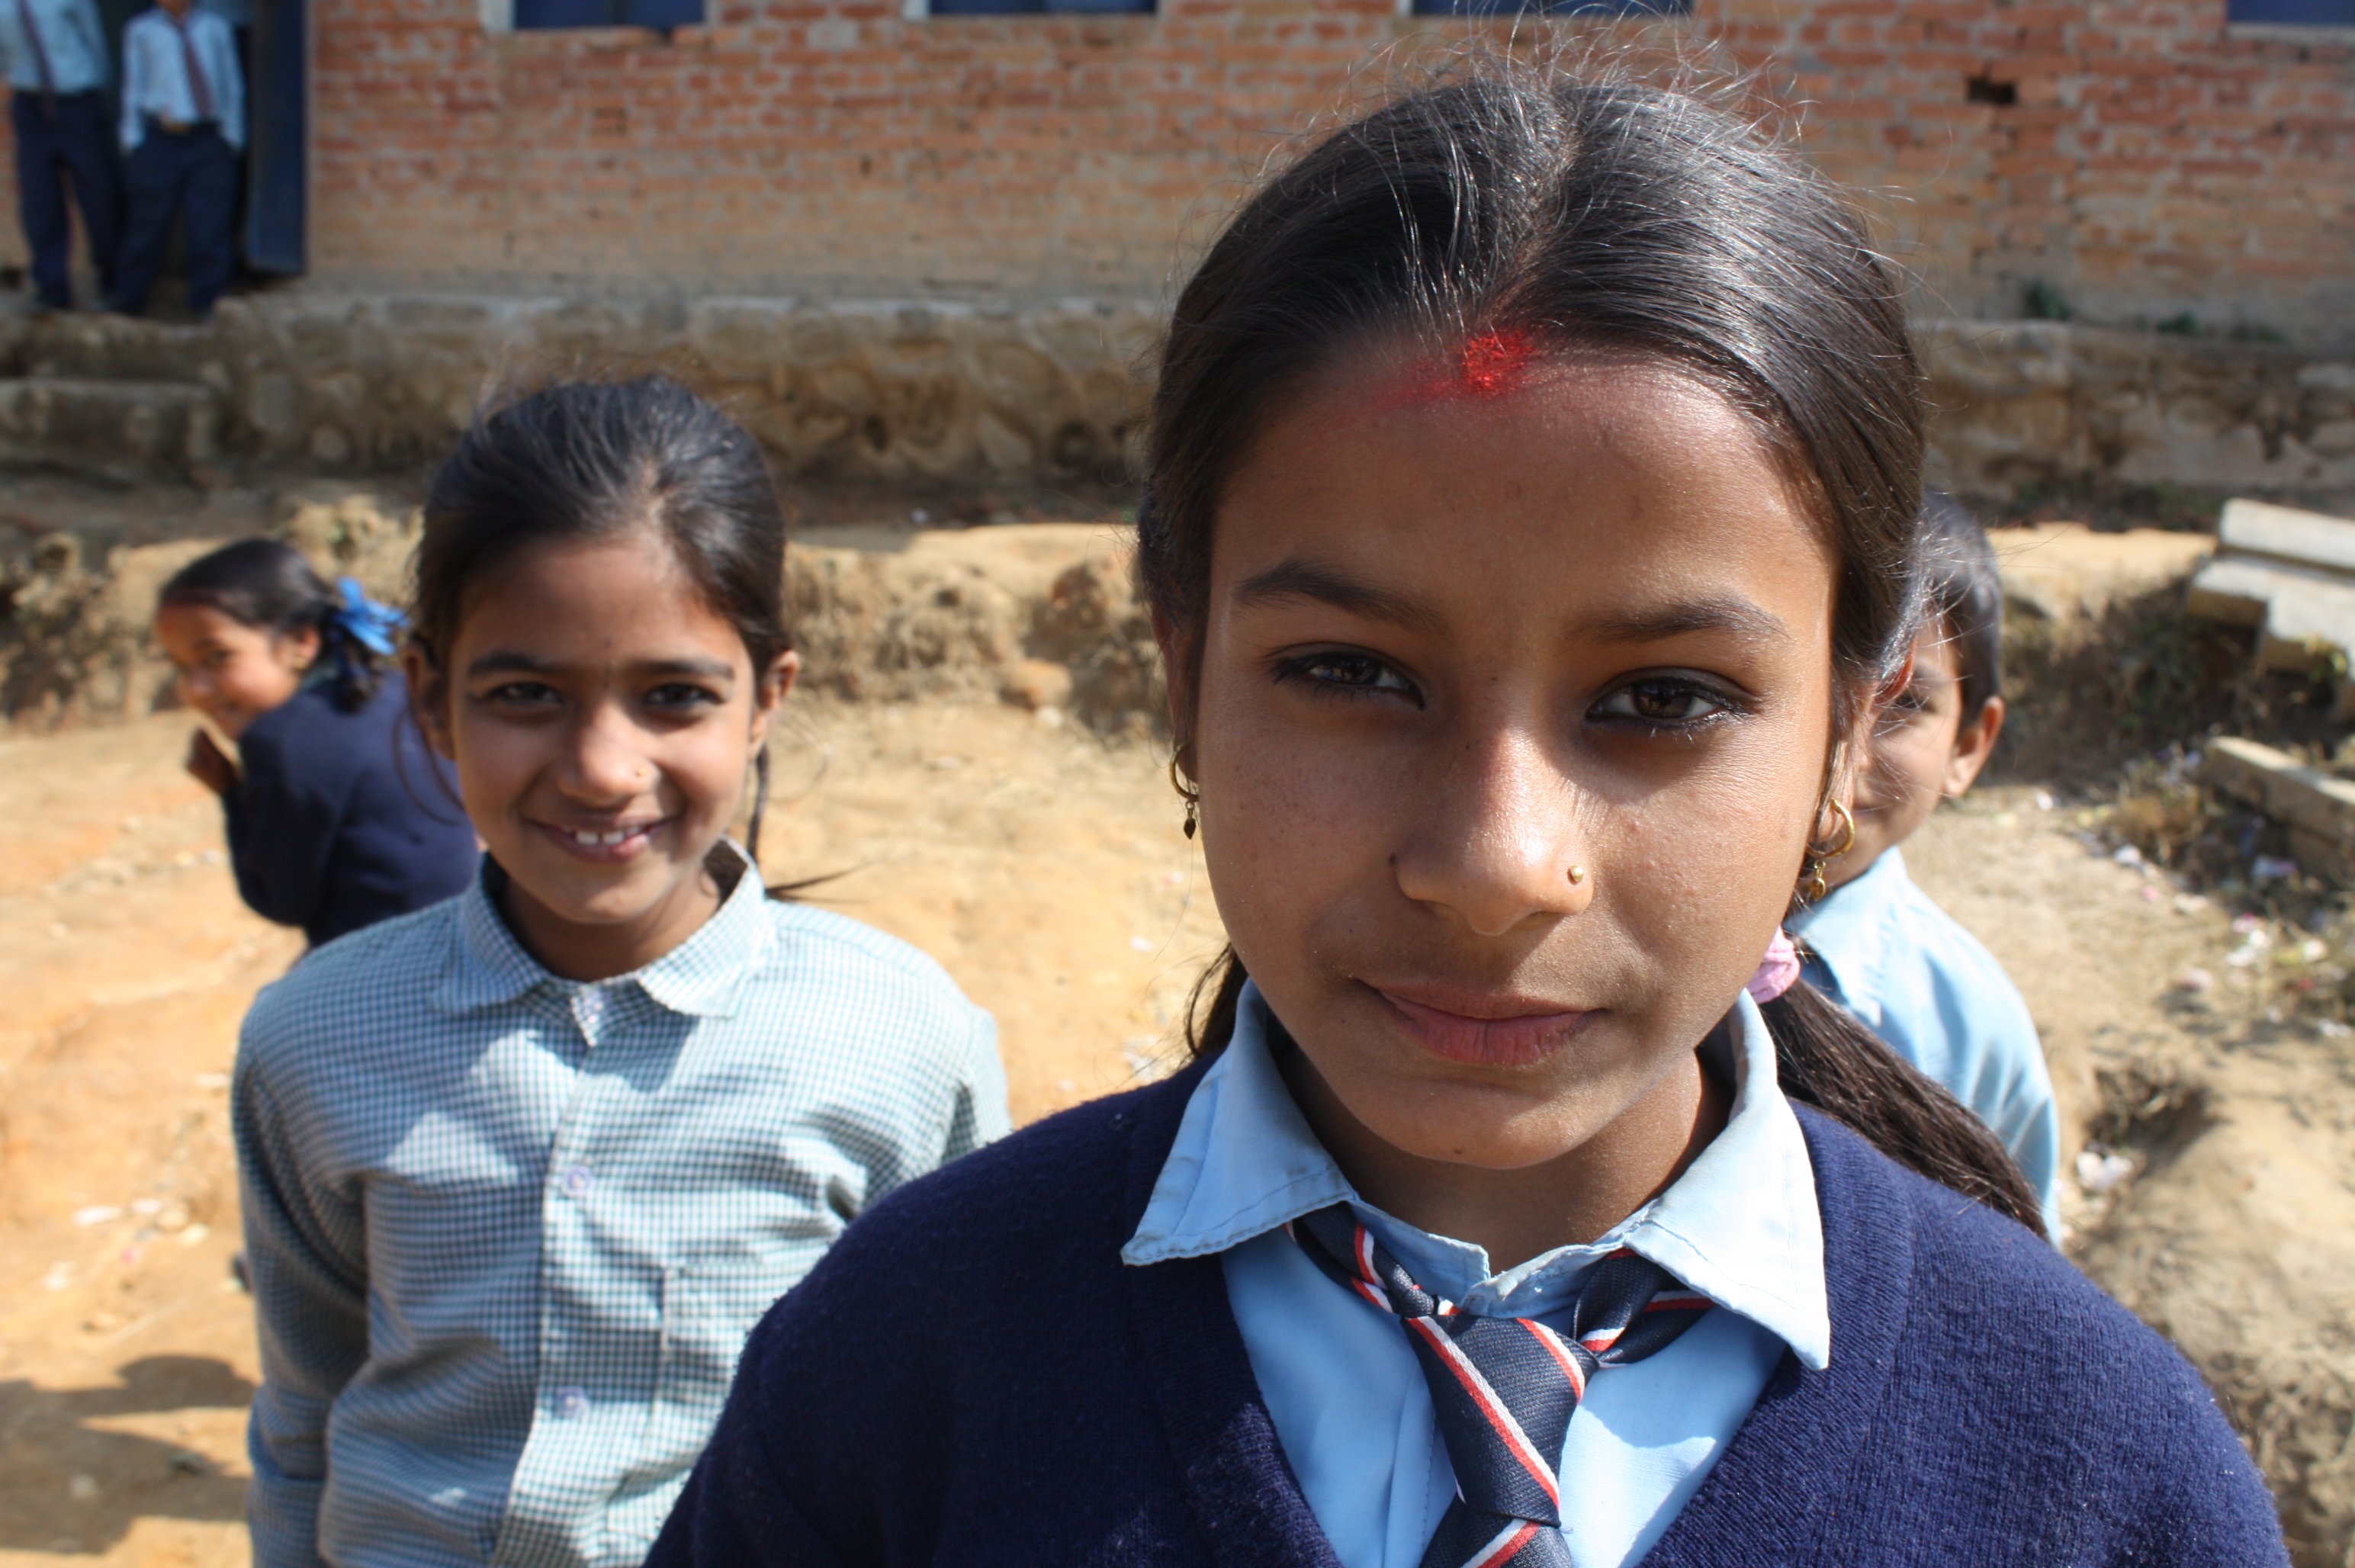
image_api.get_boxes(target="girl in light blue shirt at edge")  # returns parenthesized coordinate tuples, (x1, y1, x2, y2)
(232, 378, 1009, 1568)
(651, 63, 2279, 1568)
(1786, 495, 2064, 1235)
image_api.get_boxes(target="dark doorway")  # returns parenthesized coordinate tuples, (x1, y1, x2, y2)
(245, 0, 304, 274)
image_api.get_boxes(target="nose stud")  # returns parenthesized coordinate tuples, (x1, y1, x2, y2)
(1567, 866, 1588, 886)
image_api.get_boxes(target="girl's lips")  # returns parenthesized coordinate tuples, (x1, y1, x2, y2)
(534, 818, 668, 865)
(1375, 987, 1592, 1068)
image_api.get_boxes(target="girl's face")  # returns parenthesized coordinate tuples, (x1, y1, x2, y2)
(1830, 622, 2003, 889)
(409, 532, 796, 982)
(1188, 352, 1849, 1178)
(156, 602, 318, 740)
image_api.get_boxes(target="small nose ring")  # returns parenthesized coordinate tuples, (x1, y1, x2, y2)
(1567, 865, 1589, 886)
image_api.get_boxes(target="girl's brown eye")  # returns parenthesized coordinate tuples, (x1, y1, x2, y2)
(1274, 650, 1418, 700)
(1592, 677, 1734, 728)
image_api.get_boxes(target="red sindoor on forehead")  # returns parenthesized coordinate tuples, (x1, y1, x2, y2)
(1377, 328, 1539, 411)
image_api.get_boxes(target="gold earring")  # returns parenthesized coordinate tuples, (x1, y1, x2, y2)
(1567, 865, 1588, 886)
(1799, 798, 1858, 901)
(1169, 756, 1200, 840)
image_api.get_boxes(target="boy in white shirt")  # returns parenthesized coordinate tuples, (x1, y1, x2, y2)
(110, 0, 240, 317)
(0, 0, 121, 310)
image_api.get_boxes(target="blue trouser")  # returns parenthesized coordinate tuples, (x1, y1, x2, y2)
(112, 118, 236, 316)
(11, 89, 121, 309)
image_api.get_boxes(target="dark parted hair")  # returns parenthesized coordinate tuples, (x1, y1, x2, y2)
(1918, 490, 2003, 717)
(413, 375, 795, 867)
(1144, 66, 2042, 1230)
(159, 538, 388, 712)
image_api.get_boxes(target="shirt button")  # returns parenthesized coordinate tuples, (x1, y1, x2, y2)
(555, 1386, 587, 1419)
(561, 1165, 593, 1199)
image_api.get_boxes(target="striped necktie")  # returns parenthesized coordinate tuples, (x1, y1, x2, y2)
(169, 13, 213, 122)
(1290, 1203, 1712, 1568)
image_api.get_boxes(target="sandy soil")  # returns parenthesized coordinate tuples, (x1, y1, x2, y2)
(0, 517, 2349, 1564)
(0, 699, 1223, 1566)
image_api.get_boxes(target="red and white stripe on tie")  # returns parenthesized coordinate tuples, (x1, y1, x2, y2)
(1290, 1203, 1714, 1568)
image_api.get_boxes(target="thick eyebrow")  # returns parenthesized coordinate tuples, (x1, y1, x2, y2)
(464, 651, 738, 681)
(640, 657, 738, 681)
(1580, 596, 1793, 647)
(465, 651, 557, 680)
(1229, 558, 1444, 635)
(1232, 561, 1791, 649)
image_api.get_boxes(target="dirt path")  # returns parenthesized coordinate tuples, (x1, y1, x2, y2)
(0, 704, 2347, 1563)
(1913, 791, 2355, 1561)
(0, 699, 1218, 1565)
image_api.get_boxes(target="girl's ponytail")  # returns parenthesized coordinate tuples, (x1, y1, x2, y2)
(318, 577, 403, 712)
(1760, 976, 2044, 1230)
(1181, 945, 1251, 1063)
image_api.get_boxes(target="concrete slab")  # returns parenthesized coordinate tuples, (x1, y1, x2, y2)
(2198, 737, 2355, 882)
(2186, 499, 2355, 710)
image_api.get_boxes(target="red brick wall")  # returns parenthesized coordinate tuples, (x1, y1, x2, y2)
(1711, 0, 2355, 331)
(10, 1, 2355, 331)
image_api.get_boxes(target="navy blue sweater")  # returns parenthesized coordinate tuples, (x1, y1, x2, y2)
(650, 1062, 2286, 1566)
(221, 675, 479, 949)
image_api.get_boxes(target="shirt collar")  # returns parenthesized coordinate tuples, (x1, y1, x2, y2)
(430, 843, 773, 1019)
(1785, 846, 1907, 1026)
(1122, 980, 1830, 1370)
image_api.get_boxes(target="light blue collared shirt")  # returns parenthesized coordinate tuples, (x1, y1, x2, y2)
(1787, 846, 2061, 1234)
(0, 0, 109, 96)
(120, 5, 242, 150)
(1124, 983, 1829, 1568)
(236, 848, 1010, 1568)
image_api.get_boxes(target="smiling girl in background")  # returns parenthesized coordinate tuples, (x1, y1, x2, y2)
(653, 69, 2282, 1566)
(231, 378, 1008, 1568)
(156, 539, 478, 948)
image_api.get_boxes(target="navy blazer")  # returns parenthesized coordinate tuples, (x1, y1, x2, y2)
(222, 673, 478, 948)
(651, 1058, 2286, 1566)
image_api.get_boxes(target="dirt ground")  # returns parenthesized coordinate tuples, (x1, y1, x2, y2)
(0, 514, 2350, 1564)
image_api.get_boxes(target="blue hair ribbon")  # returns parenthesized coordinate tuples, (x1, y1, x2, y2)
(330, 577, 406, 656)
(322, 577, 406, 699)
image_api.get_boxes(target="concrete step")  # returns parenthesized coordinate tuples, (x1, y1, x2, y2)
(0, 376, 225, 483)
(0, 306, 235, 385)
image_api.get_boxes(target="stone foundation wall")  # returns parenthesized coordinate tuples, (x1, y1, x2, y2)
(1923, 320, 2355, 502)
(5, 296, 2353, 504)
(0, 294, 1159, 484)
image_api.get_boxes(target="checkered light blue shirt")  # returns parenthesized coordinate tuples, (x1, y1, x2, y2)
(233, 850, 1009, 1568)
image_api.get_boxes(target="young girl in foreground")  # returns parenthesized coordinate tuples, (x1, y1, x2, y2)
(233, 379, 1008, 1568)
(156, 540, 479, 947)
(653, 75, 2283, 1566)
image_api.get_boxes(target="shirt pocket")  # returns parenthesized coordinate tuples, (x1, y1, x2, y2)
(600, 1252, 807, 1557)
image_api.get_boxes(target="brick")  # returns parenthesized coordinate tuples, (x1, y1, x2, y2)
(0, 0, 2334, 332)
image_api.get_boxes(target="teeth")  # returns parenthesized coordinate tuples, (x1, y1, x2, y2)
(568, 827, 636, 846)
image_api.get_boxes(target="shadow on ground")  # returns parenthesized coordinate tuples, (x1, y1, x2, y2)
(0, 1354, 251, 1553)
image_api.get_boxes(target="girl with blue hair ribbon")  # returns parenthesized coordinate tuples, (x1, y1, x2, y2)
(156, 538, 480, 949)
